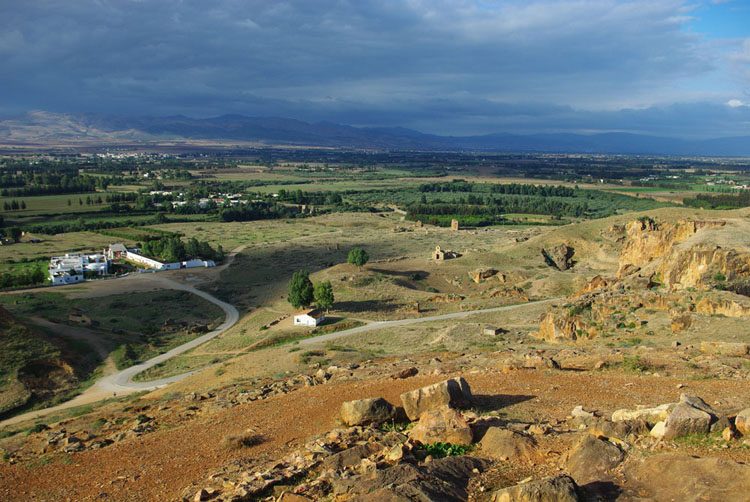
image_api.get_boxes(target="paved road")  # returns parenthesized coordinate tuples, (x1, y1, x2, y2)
(300, 298, 558, 346)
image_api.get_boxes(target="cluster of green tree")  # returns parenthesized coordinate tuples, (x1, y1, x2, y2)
(95, 227, 176, 242)
(276, 189, 344, 205)
(2, 200, 26, 211)
(418, 181, 576, 197)
(219, 202, 300, 222)
(0, 227, 23, 242)
(24, 214, 173, 235)
(287, 271, 335, 311)
(684, 191, 750, 209)
(408, 196, 588, 219)
(104, 193, 137, 203)
(0, 172, 113, 197)
(287, 249, 369, 311)
(140, 236, 224, 263)
(0, 262, 47, 289)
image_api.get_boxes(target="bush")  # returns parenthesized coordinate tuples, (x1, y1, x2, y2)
(422, 442, 472, 458)
(222, 431, 265, 449)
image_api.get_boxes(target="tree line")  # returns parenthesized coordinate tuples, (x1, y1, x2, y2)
(684, 191, 750, 209)
(139, 235, 224, 263)
(418, 181, 576, 197)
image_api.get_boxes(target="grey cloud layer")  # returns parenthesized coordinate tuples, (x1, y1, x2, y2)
(0, 0, 748, 137)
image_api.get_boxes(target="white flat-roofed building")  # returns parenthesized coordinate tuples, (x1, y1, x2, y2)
(49, 253, 108, 286)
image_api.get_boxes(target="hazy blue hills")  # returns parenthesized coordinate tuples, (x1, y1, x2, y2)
(2, 111, 749, 156)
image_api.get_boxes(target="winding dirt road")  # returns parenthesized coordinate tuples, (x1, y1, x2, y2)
(1, 277, 238, 427)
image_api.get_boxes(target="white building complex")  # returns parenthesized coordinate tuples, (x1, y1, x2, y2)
(108, 243, 216, 271)
(49, 253, 109, 285)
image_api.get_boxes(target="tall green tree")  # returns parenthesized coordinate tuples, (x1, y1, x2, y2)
(347, 247, 369, 269)
(287, 270, 314, 309)
(8, 227, 22, 243)
(313, 280, 334, 312)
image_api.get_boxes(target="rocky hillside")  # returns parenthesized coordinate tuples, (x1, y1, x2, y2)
(536, 215, 750, 344)
(0, 307, 96, 417)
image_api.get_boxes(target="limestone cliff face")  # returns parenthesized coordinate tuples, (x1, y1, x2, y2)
(658, 244, 750, 290)
(617, 218, 703, 277)
(695, 297, 750, 317)
(573, 275, 610, 298)
(535, 312, 583, 342)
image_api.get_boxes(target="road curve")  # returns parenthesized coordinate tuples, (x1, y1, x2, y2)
(0, 278, 239, 427)
(300, 298, 558, 346)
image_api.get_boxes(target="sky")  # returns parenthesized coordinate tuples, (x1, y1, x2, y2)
(1, 0, 749, 138)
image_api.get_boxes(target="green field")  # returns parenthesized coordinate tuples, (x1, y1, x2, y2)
(0, 193, 107, 217)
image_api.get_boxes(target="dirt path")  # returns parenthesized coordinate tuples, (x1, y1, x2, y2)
(29, 317, 117, 376)
(0, 277, 239, 428)
(299, 298, 559, 346)
(1, 370, 748, 501)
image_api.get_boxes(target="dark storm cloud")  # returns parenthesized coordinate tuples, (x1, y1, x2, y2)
(0, 0, 748, 137)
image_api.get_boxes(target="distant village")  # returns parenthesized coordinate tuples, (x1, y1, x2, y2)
(48, 243, 215, 286)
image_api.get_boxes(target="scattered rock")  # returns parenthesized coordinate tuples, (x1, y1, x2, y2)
(565, 434, 624, 484)
(399, 377, 472, 421)
(479, 428, 538, 463)
(340, 398, 397, 426)
(408, 406, 473, 445)
(611, 404, 674, 426)
(663, 403, 712, 440)
(490, 474, 579, 502)
(390, 367, 418, 380)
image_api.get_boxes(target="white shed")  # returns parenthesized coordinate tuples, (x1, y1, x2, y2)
(294, 309, 325, 327)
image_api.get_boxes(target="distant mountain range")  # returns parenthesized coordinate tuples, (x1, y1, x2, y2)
(1, 111, 749, 156)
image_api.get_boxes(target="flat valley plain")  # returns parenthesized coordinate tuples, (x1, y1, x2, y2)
(1, 150, 750, 500)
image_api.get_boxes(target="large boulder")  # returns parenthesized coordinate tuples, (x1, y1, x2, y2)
(662, 403, 712, 440)
(542, 244, 575, 271)
(479, 428, 538, 463)
(564, 434, 624, 484)
(340, 398, 397, 426)
(611, 403, 674, 427)
(490, 475, 579, 502)
(334, 456, 490, 501)
(736, 408, 750, 436)
(399, 377, 472, 421)
(408, 406, 473, 445)
(623, 453, 750, 501)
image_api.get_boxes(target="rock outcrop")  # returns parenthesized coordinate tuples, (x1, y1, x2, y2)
(399, 377, 472, 421)
(564, 434, 624, 484)
(542, 244, 575, 271)
(408, 406, 473, 445)
(700, 341, 749, 357)
(340, 398, 397, 426)
(618, 218, 701, 277)
(490, 475, 579, 502)
(479, 428, 538, 462)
